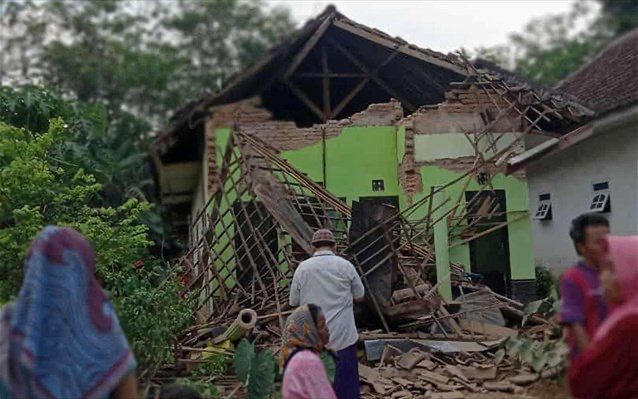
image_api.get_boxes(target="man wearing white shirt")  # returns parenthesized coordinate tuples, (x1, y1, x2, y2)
(290, 229, 365, 399)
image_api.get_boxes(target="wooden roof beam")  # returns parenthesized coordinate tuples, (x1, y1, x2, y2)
(284, 16, 334, 79)
(332, 19, 467, 76)
(329, 39, 417, 112)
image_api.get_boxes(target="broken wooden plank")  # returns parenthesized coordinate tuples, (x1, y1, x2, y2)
(416, 358, 437, 371)
(509, 372, 539, 386)
(429, 392, 465, 399)
(458, 319, 518, 338)
(359, 363, 381, 381)
(458, 365, 497, 381)
(392, 283, 432, 302)
(417, 369, 450, 385)
(483, 381, 516, 392)
(444, 365, 469, 383)
(413, 338, 505, 353)
(396, 350, 427, 370)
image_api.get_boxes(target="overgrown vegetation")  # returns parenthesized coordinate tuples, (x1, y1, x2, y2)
(0, 0, 295, 254)
(535, 265, 558, 300)
(473, 0, 638, 86)
(0, 87, 191, 372)
(0, 0, 295, 385)
(234, 339, 278, 399)
(493, 284, 566, 376)
(496, 336, 569, 374)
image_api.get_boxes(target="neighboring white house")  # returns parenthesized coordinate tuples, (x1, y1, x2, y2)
(508, 28, 638, 272)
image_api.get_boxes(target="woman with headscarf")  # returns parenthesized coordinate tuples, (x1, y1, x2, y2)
(569, 235, 638, 399)
(0, 226, 137, 399)
(282, 304, 336, 399)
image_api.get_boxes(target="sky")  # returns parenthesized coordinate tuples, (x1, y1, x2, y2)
(266, 0, 577, 53)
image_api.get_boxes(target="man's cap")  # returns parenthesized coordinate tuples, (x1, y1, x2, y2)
(311, 229, 335, 245)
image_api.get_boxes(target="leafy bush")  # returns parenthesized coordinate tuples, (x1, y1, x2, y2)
(495, 337, 568, 374)
(194, 354, 230, 377)
(172, 377, 220, 399)
(234, 339, 278, 399)
(535, 265, 558, 299)
(0, 111, 191, 370)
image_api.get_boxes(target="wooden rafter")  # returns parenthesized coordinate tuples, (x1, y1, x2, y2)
(332, 18, 467, 75)
(330, 78, 369, 119)
(284, 16, 334, 79)
(328, 39, 416, 112)
(321, 45, 331, 119)
(295, 72, 367, 78)
(284, 80, 325, 120)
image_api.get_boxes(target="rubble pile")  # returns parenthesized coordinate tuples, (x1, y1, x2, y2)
(165, 64, 575, 396)
(358, 323, 559, 399)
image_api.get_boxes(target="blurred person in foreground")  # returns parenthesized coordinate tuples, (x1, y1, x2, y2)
(282, 304, 336, 399)
(0, 226, 137, 399)
(559, 213, 610, 360)
(290, 229, 364, 399)
(569, 236, 638, 399)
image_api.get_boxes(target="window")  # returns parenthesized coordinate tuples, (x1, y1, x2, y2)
(589, 181, 611, 213)
(372, 179, 385, 192)
(533, 193, 552, 220)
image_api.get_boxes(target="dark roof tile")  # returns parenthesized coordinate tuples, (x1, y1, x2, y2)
(557, 28, 638, 114)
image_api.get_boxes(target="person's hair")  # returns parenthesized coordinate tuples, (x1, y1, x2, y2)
(569, 213, 609, 254)
(307, 303, 323, 327)
(160, 384, 202, 399)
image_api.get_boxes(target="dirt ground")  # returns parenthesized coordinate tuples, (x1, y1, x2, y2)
(465, 379, 571, 399)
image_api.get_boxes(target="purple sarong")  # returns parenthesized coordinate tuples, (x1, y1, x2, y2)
(334, 344, 360, 399)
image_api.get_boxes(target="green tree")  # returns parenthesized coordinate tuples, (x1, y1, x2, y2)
(1, 0, 294, 250)
(1, 0, 294, 122)
(598, 0, 638, 35)
(0, 87, 191, 371)
(472, 0, 638, 87)
(163, 0, 295, 101)
(509, 2, 612, 86)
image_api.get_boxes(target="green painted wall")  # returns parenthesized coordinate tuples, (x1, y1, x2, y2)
(282, 126, 400, 203)
(411, 165, 535, 280)
(204, 126, 535, 286)
(326, 127, 399, 202)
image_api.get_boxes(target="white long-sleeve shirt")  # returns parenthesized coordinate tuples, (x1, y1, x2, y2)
(289, 250, 365, 351)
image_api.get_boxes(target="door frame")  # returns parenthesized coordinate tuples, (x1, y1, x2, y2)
(465, 190, 512, 296)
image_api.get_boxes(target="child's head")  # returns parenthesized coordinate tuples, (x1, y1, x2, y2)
(570, 213, 610, 266)
(160, 384, 202, 399)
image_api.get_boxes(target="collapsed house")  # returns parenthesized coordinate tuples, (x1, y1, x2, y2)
(151, 7, 593, 394)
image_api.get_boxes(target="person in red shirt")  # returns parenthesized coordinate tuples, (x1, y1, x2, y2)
(569, 235, 638, 399)
(559, 213, 610, 360)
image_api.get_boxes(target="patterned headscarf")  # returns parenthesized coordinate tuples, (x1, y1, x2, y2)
(282, 305, 325, 366)
(0, 226, 136, 399)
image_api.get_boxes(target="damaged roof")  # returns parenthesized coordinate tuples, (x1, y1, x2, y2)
(557, 27, 638, 115)
(163, 5, 469, 141)
(158, 5, 593, 160)
(168, 5, 468, 121)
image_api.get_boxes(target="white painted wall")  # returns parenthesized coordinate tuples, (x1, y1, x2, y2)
(527, 119, 638, 273)
(414, 132, 523, 162)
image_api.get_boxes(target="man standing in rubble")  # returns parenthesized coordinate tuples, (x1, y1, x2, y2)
(290, 228, 365, 399)
(559, 213, 610, 361)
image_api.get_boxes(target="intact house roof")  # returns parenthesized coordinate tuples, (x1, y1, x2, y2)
(154, 5, 591, 163)
(557, 27, 638, 115)
(509, 28, 638, 173)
